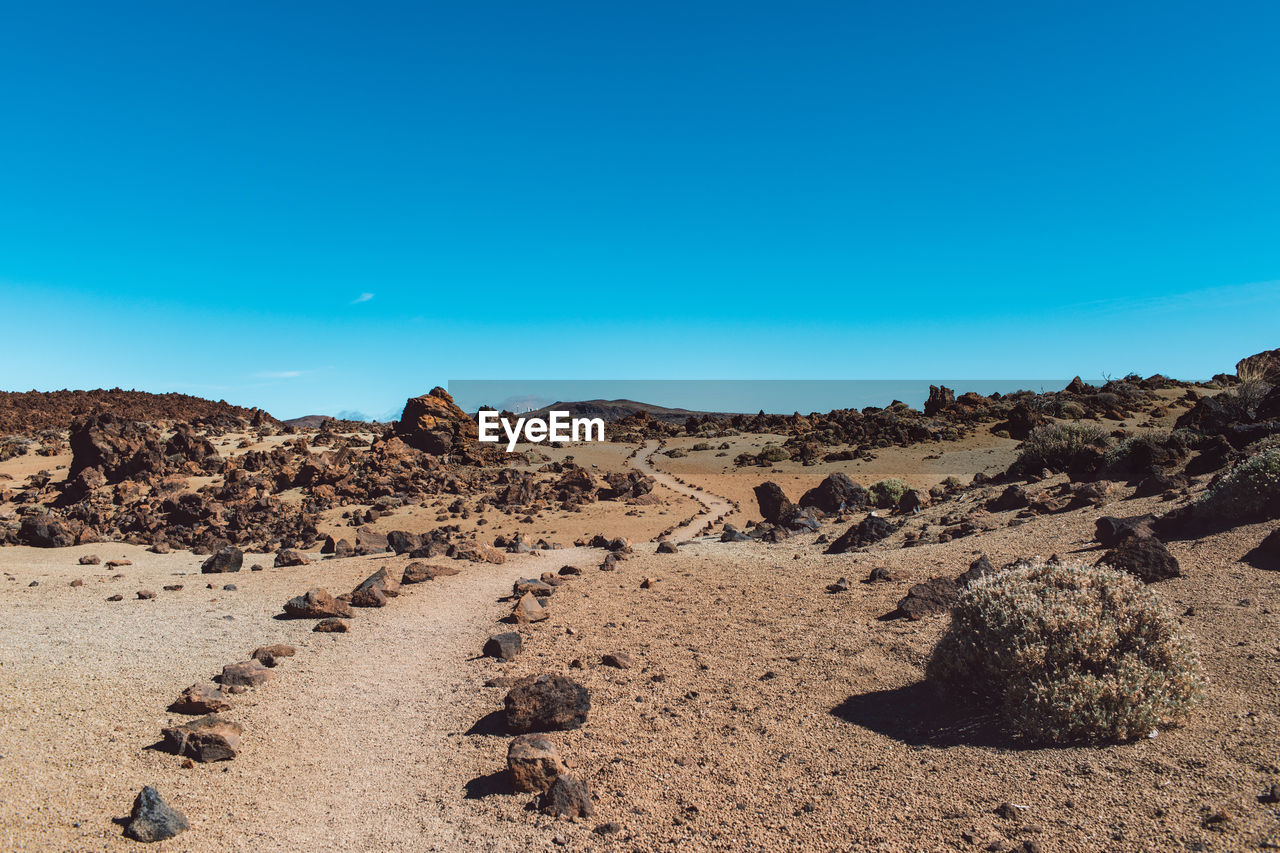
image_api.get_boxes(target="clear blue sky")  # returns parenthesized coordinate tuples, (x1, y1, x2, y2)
(2, 2, 1277, 419)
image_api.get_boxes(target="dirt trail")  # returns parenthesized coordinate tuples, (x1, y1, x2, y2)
(631, 440, 735, 541)
(0, 543, 599, 851)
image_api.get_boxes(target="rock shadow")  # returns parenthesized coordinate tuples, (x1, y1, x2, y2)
(465, 710, 508, 737)
(463, 770, 511, 799)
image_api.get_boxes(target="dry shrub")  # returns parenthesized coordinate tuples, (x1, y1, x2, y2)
(927, 561, 1202, 744)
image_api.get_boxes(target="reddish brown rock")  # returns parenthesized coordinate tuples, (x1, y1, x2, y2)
(251, 644, 296, 667)
(220, 659, 275, 688)
(283, 587, 352, 619)
(507, 734, 566, 793)
(513, 592, 549, 624)
(313, 618, 349, 633)
(161, 715, 242, 762)
(170, 683, 232, 714)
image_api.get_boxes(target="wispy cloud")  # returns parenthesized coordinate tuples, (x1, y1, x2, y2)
(352, 292, 374, 304)
(254, 370, 304, 379)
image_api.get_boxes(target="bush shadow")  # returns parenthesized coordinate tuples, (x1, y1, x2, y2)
(830, 681, 1025, 749)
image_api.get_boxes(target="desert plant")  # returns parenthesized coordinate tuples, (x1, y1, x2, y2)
(868, 478, 910, 507)
(663, 448, 688, 458)
(1009, 423, 1110, 478)
(1195, 445, 1280, 523)
(757, 446, 790, 463)
(927, 561, 1202, 744)
(1100, 431, 1189, 480)
(1056, 400, 1086, 420)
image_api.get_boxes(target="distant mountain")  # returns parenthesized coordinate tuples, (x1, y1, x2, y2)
(524, 399, 738, 424)
(0, 389, 278, 434)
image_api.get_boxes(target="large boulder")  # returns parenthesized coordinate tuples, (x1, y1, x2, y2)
(1094, 514, 1156, 548)
(504, 674, 590, 733)
(752, 482, 793, 524)
(1237, 348, 1280, 383)
(394, 387, 478, 456)
(18, 514, 74, 548)
(1245, 527, 1280, 570)
(201, 546, 244, 574)
(798, 473, 868, 513)
(924, 385, 955, 416)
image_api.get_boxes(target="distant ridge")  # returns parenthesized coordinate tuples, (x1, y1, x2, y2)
(524, 399, 741, 424)
(0, 389, 278, 434)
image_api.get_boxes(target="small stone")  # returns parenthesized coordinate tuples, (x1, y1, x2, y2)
(1258, 783, 1280, 804)
(163, 584, 183, 591)
(594, 821, 622, 835)
(106, 559, 131, 568)
(70, 578, 83, 587)
(28, 580, 38, 587)
(136, 590, 155, 600)
(351, 585, 388, 608)
(283, 587, 352, 619)
(537, 774, 593, 818)
(160, 715, 241, 762)
(107, 594, 123, 601)
(483, 632, 523, 661)
(513, 592, 549, 624)
(827, 577, 850, 593)
(995, 802, 1022, 820)
(507, 734, 566, 793)
(640, 577, 655, 589)
(602, 652, 633, 669)
(514, 577, 554, 597)
(251, 644, 296, 667)
(79, 554, 101, 565)
(314, 618, 348, 633)
(250, 564, 264, 572)
(558, 565, 582, 576)
(219, 659, 275, 688)
(124, 786, 188, 842)
(171, 683, 232, 714)
(222, 584, 237, 591)
(656, 541, 678, 554)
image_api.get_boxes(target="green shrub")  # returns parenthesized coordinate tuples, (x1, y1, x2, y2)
(690, 442, 712, 451)
(1100, 431, 1189, 479)
(1057, 401, 1086, 420)
(757, 446, 790, 463)
(664, 448, 688, 458)
(868, 478, 910, 507)
(1195, 446, 1280, 522)
(927, 561, 1202, 744)
(1010, 423, 1110, 477)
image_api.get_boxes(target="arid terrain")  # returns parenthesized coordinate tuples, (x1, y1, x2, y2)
(2, 357, 1279, 852)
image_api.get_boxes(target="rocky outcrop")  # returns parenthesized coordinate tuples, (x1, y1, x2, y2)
(1237, 348, 1280, 383)
(798, 473, 868, 513)
(394, 387, 481, 457)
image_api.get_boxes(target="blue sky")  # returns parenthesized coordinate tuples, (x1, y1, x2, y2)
(2, 2, 1278, 419)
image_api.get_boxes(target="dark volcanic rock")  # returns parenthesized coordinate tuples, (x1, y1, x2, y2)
(752, 482, 794, 524)
(201, 546, 244, 574)
(1095, 514, 1157, 548)
(504, 674, 591, 733)
(313, 618, 348, 633)
(19, 514, 74, 548)
(1237, 348, 1280, 383)
(124, 786, 189, 843)
(394, 386, 486, 457)
(924, 384, 955, 417)
(537, 774, 594, 818)
(826, 515, 895, 553)
(483, 631, 523, 661)
(656, 540, 679, 554)
(896, 576, 958, 620)
(1099, 535, 1180, 583)
(273, 548, 309, 567)
(798, 473, 869, 513)
(956, 554, 995, 587)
